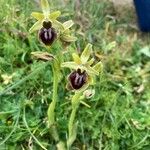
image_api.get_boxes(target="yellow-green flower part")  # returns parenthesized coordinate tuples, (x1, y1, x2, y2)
(29, 0, 76, 45)
(61, 43, 103, 91)
(29, 0, 62, 33)
(59, 20, 77, 43)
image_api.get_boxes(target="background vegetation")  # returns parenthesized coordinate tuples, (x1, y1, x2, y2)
(0, 0, 150, 149)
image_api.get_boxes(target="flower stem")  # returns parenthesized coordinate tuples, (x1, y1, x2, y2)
(47, 62, 58, 127)
(67, 91, 82, 149)
(47, 60, 66, 150)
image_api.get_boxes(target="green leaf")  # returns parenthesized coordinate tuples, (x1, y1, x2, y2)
(81, 43, 92, 63)
(67, 121, 78, 148)
(47, 101, 55, 126)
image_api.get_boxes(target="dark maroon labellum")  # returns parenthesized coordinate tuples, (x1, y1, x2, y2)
(39, 21, 57, 46)
(68, 69, 87, 90)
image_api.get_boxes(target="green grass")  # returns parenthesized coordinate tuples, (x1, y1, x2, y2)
(0, 0, 150, 149)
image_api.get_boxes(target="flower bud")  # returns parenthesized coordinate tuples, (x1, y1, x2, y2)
(68, 69, 88, 90)
(83, 89, 95, 99)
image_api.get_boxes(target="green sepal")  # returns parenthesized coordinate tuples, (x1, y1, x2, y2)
(41, 0, 50, 16)
(61, 35, 77, 42)
(63, 20, 74, 30)
(29, 21, 42, 33)
(31, 51, 54, 61)
(86, 66, 99, 76)
(61, 62, 78, 69)
(93, 61, 103, 73)
(31, 12, 44, 20)
(72, 53, 81, 64)
(81, 43, 92, 63)
(53, 20, 64, 30)
(49, 11, 61, 20)
(87, 58, 94, 66)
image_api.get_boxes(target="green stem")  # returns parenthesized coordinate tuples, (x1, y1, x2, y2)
(47, 61, 66, 150)
(47, 63, 58, 127)
(47, 62, 59, 140)
(67, 92, 82, 149)
(68, 108, 77, 138)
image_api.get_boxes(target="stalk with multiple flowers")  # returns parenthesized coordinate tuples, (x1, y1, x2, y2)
(29, 0, 102, 149)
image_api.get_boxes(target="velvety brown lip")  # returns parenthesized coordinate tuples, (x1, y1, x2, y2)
(39, 27, 57, 46)
(68, 69, 87, 90)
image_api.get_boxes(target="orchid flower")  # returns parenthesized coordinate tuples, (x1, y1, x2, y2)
(61, 43, 103, 91)
(59, 20, 77, 43)
(29, 0, 62, 33)
(29, 0, 76, 46)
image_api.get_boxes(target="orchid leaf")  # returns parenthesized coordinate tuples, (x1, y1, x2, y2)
(67, 122, 78, 148)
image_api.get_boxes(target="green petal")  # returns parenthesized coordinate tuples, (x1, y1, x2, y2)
(29, 21, 42, 33)
(88, 75, 94, 84)
(81, 43, 92, 64)
(86, 66, 99, 76)
(63, 20, 74, 30)
(31, 12, 44, 20)
(53, 20, 64, 30)
(87, 58, 94, 66)
(63, 29, 70, 34)
(72, 53, 81, 64)
(41, 0, 50, 16)
(61, 35, 77, 42)
(93, 61, 103, 73)
(61, 62, 78, 70)
(49, 11, 61, 20)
